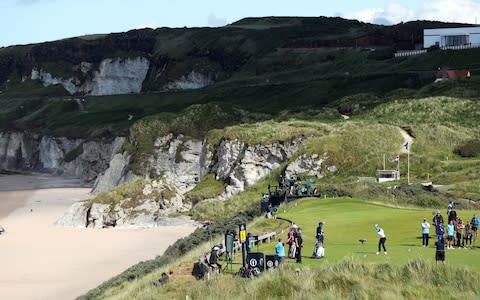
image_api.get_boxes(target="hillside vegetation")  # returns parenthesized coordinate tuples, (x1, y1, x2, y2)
(87, 198, 480, 300)
(1, 17, 480, 139)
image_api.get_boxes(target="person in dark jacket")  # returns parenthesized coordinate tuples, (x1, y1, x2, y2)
(316, 221, 325, 246)
(433, 212, 444, 226)
(435, 237, 445, 264)
(295, 228, 303, 263)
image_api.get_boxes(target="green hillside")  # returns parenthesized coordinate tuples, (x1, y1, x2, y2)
(1, 17, 479, 138)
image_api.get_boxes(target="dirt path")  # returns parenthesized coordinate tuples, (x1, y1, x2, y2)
(398, 127, 413, 152)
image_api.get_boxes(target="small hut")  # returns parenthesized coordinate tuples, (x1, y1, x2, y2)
(377, 170, 400, 183)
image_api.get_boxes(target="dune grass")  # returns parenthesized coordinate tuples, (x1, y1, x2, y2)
(206, 119, 332, 146)
(184, 174, 226, 205)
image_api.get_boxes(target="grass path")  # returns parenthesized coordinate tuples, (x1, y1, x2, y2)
(255, 198, 480, 271)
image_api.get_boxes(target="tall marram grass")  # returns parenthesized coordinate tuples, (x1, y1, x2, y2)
(96, 258, 480, 300)
(206, 119, 332, 146)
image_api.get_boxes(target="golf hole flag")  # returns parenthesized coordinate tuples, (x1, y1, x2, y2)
(402, 141, 410, 153)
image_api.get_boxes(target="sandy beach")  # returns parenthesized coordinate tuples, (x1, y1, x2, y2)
(0, 174, 195, 300)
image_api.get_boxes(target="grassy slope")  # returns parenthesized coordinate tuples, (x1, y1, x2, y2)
(94, 198, 480, 300)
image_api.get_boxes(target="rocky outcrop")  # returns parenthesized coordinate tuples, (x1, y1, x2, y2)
(214, 139, 303, 199)
(0, 132, 125, 182)
(212, 140, 245, 181)
(31, 69, 78, 94)
(149, 134, 212, 194)
(0, 132, 38, 170)
(56, 179, 196, 228)
(65, 138, 124, 179)
(92, 152, 138, 194)
(93, 134, 212, 195)
(88, 57, 150, 95)
(285, 154, 325, 179)
(54, 202, 88, 228)
(31, 57, 150, 96)
(39, 136, 83, 172)
(165, 71, 214, 90)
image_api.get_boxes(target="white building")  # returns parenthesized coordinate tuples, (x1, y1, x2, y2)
(424, 27, 480, 48)
(377, 170, 400, 183)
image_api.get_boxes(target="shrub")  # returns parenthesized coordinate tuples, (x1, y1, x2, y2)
(454, 140, 480, 157)
(367, 48, 394, 60)
(184, 174, 226, 205)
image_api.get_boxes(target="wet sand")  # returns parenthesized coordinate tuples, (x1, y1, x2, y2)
(0, 175, 195, 300)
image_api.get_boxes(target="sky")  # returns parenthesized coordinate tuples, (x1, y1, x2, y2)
(1, 0, 480, 47)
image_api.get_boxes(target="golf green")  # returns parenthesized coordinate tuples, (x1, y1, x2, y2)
(256, 198, 480, 271)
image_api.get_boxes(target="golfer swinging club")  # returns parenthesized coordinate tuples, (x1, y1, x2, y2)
(375, 224, 387, 255)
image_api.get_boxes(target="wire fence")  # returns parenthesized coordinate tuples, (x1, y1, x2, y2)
(394, 43, 480, 58)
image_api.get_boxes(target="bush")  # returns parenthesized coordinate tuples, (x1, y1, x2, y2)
(367, 48, 394, 60)
(454, 140, 480, 157)
(427, 45, 440, 52)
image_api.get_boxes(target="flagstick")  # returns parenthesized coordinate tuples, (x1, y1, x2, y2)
(407, 148, 410, 185)
(397, 154, 400, 178)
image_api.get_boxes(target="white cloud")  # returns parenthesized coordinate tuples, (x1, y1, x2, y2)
(417, 0, 480, 23)
(207, 14, 228, 27)
(346, 0, 480, 25)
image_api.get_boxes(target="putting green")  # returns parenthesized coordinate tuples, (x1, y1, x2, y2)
(255, 198, 480, 271)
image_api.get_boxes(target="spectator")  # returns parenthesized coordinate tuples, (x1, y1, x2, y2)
(312, 240, 325, 258)
(316, 221, 325, 245)
(435, 222, 445, 240)
(287, 227, 296, 258)
(435, 237, 446, 264)
(447, 220, 455, 249)
(246, 233, 255, 253)
(447, 201, 454, 214)
(448, 209, 457, 223)
(456, 218, 465, 248)
(375, 224, 387, 255)
(433, 212, 444, 226)
(275, 238, 286, 264)
(464, 223, 473, 248)
(208, 246, 222, 271)
(421, 218, 430, 247)
(471, 214, 479, 239)
(295, 228, 303, 263)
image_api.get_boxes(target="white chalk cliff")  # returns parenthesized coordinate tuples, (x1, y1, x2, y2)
(165, 71, 213, 90)
(0, 131, 125, 182)
(31, 57, 150, 96)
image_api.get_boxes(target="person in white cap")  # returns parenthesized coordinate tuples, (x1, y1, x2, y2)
(375, 224, 387, 255)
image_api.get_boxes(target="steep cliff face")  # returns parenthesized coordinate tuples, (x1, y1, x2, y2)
(165, 71, 214, 90)
(31, 57, 150, 96)
(213, 139, 303, 198)
(285, 154, 327, 179)
(0, 132, 37, 170)
(92, 152, 138, 194)
(93, 134, 212, 195)
(0, 131, 124, 182)
(150, 134, 212, 194)
(57, 134, 342, 228)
